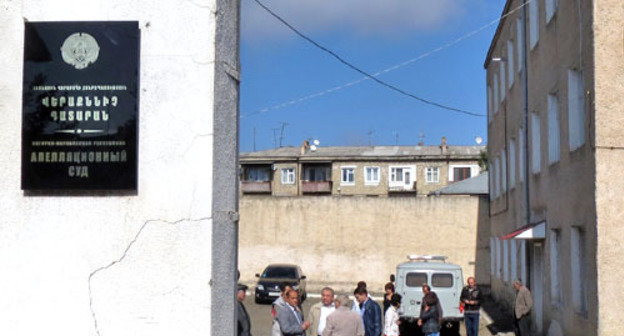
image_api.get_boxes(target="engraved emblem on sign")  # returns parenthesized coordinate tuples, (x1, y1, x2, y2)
(60, 32, 100, 70)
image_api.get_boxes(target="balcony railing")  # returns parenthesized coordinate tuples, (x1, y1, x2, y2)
(241, 181, 272, 194)
(302, 181, 332, 194)
(388, 181, 417, 193)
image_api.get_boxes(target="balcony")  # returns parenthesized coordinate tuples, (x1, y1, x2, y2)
(241, 181, 272, 194)
(301, 181, 332, 194)
(388, 181, 417, 194)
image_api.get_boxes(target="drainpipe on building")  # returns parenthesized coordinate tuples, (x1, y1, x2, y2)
(522, 0, 531, 226)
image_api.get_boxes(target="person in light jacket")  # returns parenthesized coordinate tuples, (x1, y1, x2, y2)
(383, 294, 401, 336)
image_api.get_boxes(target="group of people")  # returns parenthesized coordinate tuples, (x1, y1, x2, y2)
(237, 276, 534, 336)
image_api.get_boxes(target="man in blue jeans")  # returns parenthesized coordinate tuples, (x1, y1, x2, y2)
(460, 277, 482, 336)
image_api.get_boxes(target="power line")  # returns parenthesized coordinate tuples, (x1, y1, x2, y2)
(242, 0, 533, 119)
(249, 0, 485, 117)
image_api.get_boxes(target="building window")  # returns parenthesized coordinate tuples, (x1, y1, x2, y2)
(510, 239, 517, 281)
(341, 167, 355, 185)
(490, 237, 496, 275)
(449, 165, 479, 183)
(516, 18, 524, 73)
(389, 166, 415, 188)
(496, 239, 502, 278)
(568, 70, 586, 151)
(425, 167, 440, 183)
(242, 166, 271, 182)
(531, 112, 541, 174)
(501, 149, 507, 193)
(518, 128, 526, 182)
(303, 166, 330, 181)
(545, 0, 557, 23)
(493, 73, 499, 112)
(493, 158, 500, 198)
(487, 85, 493, 121)
(503, 239, 509, 282)
(548, 94, 561, 164)
(509, 139, 516, 188)
(529, 0, 539, 49)
(549, 229, 562, 304)
(280, 168, 295, 184)
(507, 40, 515, 88)
(500, 60, 506, 101)
(571, 227, 587, 313)
(364, 166, 380, 185)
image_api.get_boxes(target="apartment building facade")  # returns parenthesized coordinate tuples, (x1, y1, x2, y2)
(486, 0, 624, 335)
(240, 139, 484, 197)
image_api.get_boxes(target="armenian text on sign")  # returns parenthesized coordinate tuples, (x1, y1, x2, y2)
(22, 21, 139, 190)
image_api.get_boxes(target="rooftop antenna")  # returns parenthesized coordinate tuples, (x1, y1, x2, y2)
(393, 131, 399, 145)
(366, 129, 375, 146)
(272, 127, 280, 148)
(253, 127, 257, 151)
(419, 133, 425, 145)
(278, 122, 289, 147)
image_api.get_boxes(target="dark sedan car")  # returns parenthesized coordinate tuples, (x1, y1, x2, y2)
(254, 264, 307, 304)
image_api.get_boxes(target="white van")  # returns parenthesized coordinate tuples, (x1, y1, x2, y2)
(391, 255, 464, 331)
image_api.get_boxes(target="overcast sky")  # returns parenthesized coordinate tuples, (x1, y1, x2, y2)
(240, 0, 506, 151)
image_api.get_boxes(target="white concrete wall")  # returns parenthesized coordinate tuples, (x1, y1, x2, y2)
(0, 1, 216, 335)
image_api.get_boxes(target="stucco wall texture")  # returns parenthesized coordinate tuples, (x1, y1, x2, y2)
(0, 1, 217, 335)
(239, 196, 490, 293)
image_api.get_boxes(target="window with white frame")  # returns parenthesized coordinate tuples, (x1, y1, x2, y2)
(493, 74, 499, 111)
(509, 139, 516, 188)
(389, 166, 415, 188)
(568, 69, 586, 151)
(280, 168, 295, 184)
(518, 128, 526, 182)
(550, 229, 562, 304)
(548, 94, 561, 164)
(490, 237, 496, 275)
(516, 18, 524, 73)
(449, 165, 479, 183)
(500, 60, 506, 101)
(425, 167, 440, 183)
(545, 0, 557, 23)
(503, 239, 509, 282)
(341, 166, 355, 185)
(364, 166, 379, 185)
(507, 40, 515, 88)
(501, 149, 507, 193)
(571, 227, 587, 312)
(511, 239, 517, 281)
(531, 112, 541, 174)
(529, 0, 539, 49)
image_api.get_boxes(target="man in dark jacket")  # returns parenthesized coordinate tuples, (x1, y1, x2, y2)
(237, 284, 252, 336)
(354, 287, 382, 336)
(460, 277, 482, 336)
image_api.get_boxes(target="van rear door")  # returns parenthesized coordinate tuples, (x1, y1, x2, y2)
(398, 271, 427, 318)
(431, 271, 462, 319)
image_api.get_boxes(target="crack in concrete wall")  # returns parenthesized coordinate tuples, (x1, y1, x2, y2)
(88, 216, 211, 336)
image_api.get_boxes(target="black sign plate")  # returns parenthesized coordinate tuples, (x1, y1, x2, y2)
(22, 21, 139, 190)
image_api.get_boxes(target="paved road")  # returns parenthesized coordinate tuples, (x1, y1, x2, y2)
(242, 295, 493, 336)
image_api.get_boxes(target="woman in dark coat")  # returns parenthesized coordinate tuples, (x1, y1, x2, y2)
(418, 292, 441, 336)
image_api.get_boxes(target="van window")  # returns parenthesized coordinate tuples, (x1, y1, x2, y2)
(432, 273, 453, 288)
(406, 272, 428, 287)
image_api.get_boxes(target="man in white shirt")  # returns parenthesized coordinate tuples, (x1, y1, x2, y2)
(308, 287, 336, 336)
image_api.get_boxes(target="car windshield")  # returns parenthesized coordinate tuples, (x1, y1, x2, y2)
(262, 266, 297, 279)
